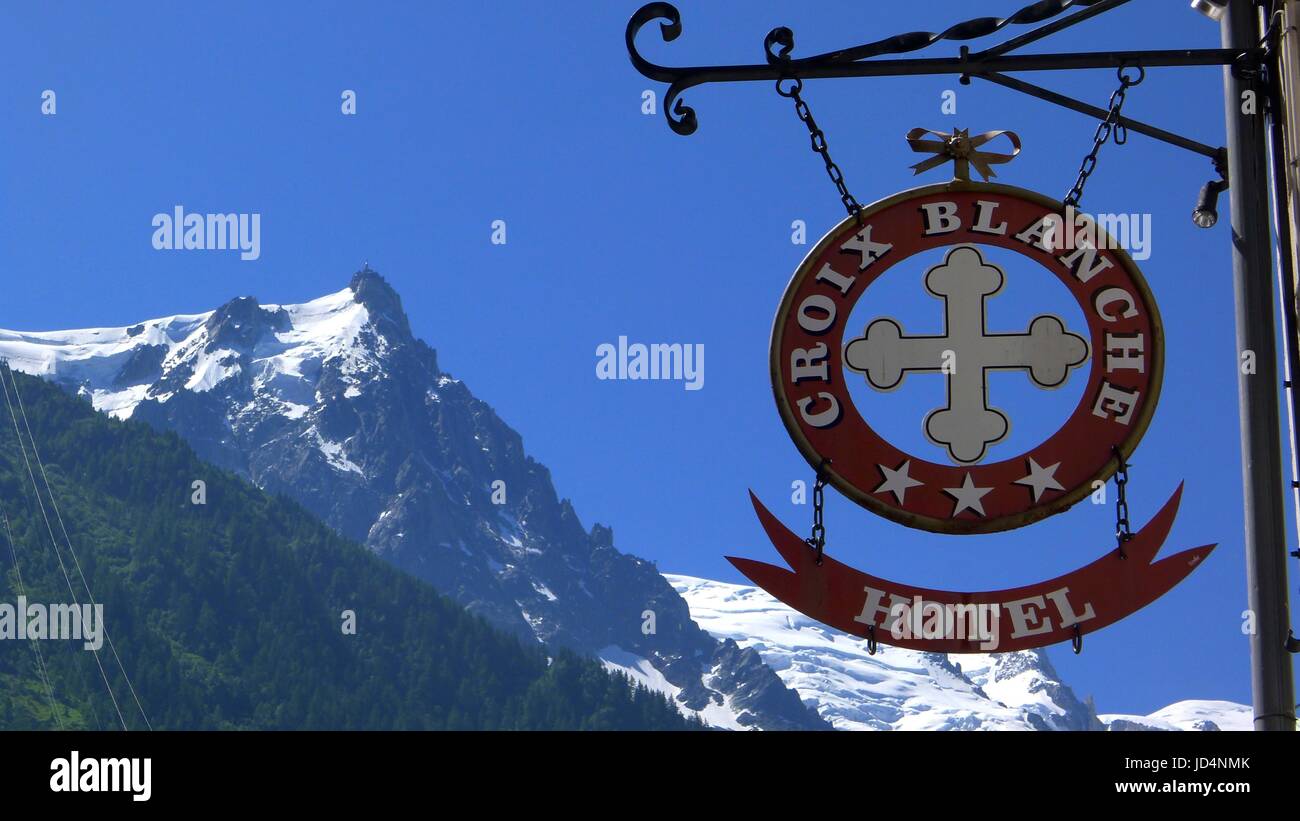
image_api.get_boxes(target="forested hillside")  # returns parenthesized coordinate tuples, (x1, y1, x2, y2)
(0, 368, 697, 730)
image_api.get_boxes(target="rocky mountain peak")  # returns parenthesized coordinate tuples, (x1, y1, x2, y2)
(590, 523, 615, 550)
(0, 273, 1252, 732)
(0, 273, 828, 731)
(204, 295, 290, 350)
(348, 265, 411, 341)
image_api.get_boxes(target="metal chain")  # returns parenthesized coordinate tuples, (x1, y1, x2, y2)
(806, 461, 830, 566)
(1113, 445, 1133, 560)
(776, 78, 862, 218)
(1063, 64, 1145, 209)
(802, 460, 874, 652)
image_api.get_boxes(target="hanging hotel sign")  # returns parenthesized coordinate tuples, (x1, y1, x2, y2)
(729, 129, 1214, 653)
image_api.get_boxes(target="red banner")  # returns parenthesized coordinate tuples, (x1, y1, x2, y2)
(728, 485, 1213, 653)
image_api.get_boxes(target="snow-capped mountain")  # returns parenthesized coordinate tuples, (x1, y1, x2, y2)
(668, 574, 1249, 731)
(0, 268, 826, 731)
(1099, 701, 1253, 731)
(667, 574, 1099, 730)
(2, 269, 1241, 732)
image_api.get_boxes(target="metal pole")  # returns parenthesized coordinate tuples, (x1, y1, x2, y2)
(1271, 0, 1300, 614)
(1222, 0, 1296, 731)
(1263, 6, 1300, 566)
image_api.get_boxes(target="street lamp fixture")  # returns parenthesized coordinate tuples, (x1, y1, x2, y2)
(1193, 178, 1228, 227)
(1190, 0, 1227, 22)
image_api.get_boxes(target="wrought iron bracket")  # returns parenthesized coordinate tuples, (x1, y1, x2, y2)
(627, 0, 1254, 169)
(973, 71, 1226, 164)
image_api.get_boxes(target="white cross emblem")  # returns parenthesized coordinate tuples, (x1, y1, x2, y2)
(844, 245, 1089, 464)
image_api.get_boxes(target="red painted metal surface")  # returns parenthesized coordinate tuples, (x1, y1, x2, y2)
(771, 182, 1162, 533)
(729, 487, 1213, 653)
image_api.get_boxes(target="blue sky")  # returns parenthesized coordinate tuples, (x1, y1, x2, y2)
(2, 0, 1295, 717)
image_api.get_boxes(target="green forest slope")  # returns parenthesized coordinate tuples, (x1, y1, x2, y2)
(0, 369, 697, 730)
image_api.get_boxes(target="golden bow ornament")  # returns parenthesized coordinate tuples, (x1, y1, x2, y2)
(906, 128, 1022, 181)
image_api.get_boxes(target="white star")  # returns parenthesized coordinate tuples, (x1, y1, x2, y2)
(874, 460, 924, 504)
(1013, 457, 1065, 502)
(944, 472, 993, 517)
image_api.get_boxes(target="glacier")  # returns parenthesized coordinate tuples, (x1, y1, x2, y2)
(667, 574, 1250, 731)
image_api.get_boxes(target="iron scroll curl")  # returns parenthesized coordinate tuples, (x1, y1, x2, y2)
(625, 3, 697, 135)
(626, 0, 1118, 136)
(625, 0, 1245, 150)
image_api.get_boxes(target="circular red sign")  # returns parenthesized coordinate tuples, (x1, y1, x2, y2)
(771, 181, 1163, 534)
